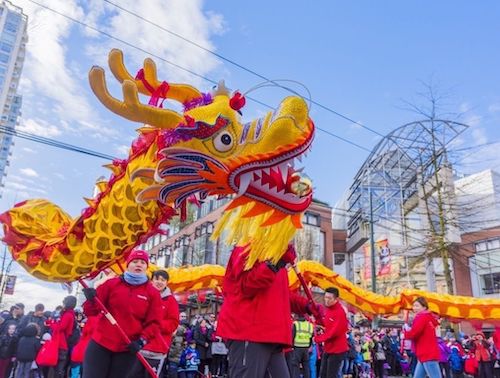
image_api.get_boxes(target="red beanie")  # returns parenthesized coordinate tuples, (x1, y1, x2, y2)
(126, 250, 149, 266)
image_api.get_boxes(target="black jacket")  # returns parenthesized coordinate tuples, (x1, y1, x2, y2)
(16, 313, 47, 337)
(0, 334, 17, 359)
(16, 325, 41, 362)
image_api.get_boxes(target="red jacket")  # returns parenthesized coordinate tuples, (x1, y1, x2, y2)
(83, 276, 162, 352)
(314, 301, 349, 354)
(404, 310, 440, 362)
(216, 246, 309, 346)
(145, 289, 179, 354)
(71, 316, 98, 363)
(50, 309, 75, 351)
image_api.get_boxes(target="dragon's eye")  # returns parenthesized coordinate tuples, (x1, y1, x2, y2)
(213, 131, 234, 152)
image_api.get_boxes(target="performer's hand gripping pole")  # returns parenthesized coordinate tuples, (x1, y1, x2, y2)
(78, 279, 158, 378)
(292, 263, 324, 324)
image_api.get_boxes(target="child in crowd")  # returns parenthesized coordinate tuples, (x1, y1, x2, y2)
(0, 324, 17, 378)
(178, 340, 201, 378)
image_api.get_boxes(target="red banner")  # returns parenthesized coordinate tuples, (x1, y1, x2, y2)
(4, 275, 16, 295)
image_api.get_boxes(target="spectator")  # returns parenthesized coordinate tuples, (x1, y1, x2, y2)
(474, 332, 494, 378)
(178, 340, 200, 378)
(0, 324, 17, 378)
(373, 334, 386, 378)
(17, 304, 46, 337)
(168, 325, 187, 378)
(15, 323, 41, 378)
(193, 319, 212, 376)
(51, 295, 77, 378)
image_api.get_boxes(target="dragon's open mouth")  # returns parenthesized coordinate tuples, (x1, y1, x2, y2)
(229, 127, 314, 214)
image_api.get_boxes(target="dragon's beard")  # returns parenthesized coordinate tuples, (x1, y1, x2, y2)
(212, 202, 300, 270)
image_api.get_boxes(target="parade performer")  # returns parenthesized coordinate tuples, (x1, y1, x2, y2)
(314, 287, 349, 378)
(130, 269, 179, 378)
(403, 297, 441, 378)
(50, 295, 77, 378)
(82, 250, 162, 378)
(216, 244, 320, 378)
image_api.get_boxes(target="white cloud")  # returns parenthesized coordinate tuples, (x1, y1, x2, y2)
(22, 147, 37, 154)
(464, 114, 481, 128)
(19, 168, 39, 178)
(488, 103, 500, 114)
(18, 118, 62, 138)
(114, 144, 130, 156)
(84, 0, 225, 88)
(4, 181, 47, 195)
(53, 172, 66, 180)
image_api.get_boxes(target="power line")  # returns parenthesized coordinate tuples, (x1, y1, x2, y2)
(25, 0, 372, 153)
(0, 126, 117, 160)
(103, 0, 385, 138)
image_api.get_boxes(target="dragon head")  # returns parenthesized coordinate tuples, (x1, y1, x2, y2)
(89, 49, 315, 268)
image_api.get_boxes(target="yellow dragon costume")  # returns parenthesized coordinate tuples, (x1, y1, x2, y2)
(1, 49, 499, 322)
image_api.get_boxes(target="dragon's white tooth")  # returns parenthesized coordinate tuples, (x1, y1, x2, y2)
(297, 155, 303, 163)
(238, 173, 251, 196)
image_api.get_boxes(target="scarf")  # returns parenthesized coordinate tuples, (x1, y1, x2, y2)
(123, 271, 148, 285)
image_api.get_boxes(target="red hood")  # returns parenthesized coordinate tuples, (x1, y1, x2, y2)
(415, 310, 439, 327)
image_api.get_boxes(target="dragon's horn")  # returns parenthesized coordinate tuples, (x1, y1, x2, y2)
(108, 49, 202, 104)
(89, 67, 183, 129)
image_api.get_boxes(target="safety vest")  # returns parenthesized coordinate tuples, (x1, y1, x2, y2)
(293, 320, 313, 348)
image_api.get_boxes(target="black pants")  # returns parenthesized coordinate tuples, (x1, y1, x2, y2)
(227, 340, 290, 378)
(479, 361, 494, 378)
(129, 356, 166, 378)
(291, 347, 310, 378)
(55, 349, 68, 378)
(83, 340, 136, 378)
(374, 359, 385, 378)
(210, 354, 228, 376)
(320, 352, 346, 378)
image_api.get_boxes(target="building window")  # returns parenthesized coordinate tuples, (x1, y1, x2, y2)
(475, 238, 500, 253)
(3, 22, 18, 34)
(0, 53, 9, 64)
(481, 272, 500, 294)
(304, 212, 320, 226)
(334, 253, 346, 265)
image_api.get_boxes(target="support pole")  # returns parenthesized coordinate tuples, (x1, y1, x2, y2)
(369, 190, 377, 294)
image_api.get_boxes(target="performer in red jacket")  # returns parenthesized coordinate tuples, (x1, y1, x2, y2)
(314, 287, 349, 378)
(403, 296, 441, 378)
(82, 250, 162, 378)
(129, 269, 180, 377)
(217, 244, 315, 378)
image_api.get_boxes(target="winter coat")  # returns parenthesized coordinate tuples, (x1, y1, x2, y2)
(15, 324, 41, 362)
(83, 276, 162, 352)
(437, 337, 451, 363)
(50, 308, 75, 351)
(0, 333, 17, 359)
(179, 346, 200, 372)
(17, 313, 47, 337)
(404, 310, 440, 362)
(144, 288, 179, 354)
(168, 325, 187, 364)
(216, 246, 309, 346)
(474, 340, 492, 362)
(314, 301, 349, 355)
(193, 325, 212, 360)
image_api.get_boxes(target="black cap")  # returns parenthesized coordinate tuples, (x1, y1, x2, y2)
(14, 303, 24, 309)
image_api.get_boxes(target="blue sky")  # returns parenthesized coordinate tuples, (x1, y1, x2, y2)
(1, 0, 500, 309)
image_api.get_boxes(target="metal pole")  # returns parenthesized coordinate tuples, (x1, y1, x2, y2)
(369, 189, 377, 294)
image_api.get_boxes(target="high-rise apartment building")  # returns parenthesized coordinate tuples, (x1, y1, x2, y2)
(0, 1, 27, 193)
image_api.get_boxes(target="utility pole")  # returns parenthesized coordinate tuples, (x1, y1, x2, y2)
(369, 189, 377, 294)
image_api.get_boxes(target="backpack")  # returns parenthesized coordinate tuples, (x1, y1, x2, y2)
(450, 350, 463, 373)
(67, 319, 81, 349)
